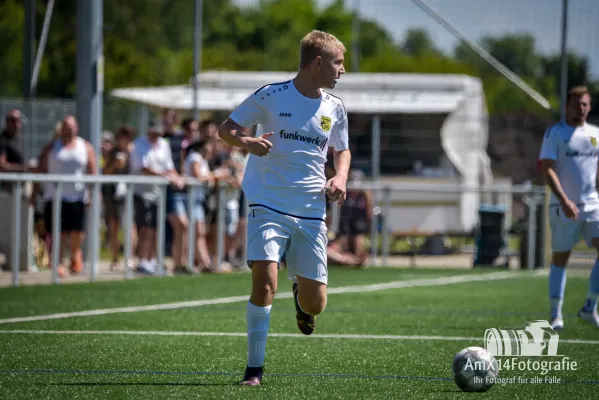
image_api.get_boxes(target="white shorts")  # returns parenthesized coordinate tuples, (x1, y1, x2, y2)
(549, 206, 599, 252)
(246, 207, 329, 284)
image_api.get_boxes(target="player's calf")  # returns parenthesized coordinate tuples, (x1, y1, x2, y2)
(548, 254, 569, 323)
(295, 276, 327, 315)
(241, 260, 278, 386)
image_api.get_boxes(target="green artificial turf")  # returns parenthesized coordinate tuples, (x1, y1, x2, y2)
(0, 267, 597, 399)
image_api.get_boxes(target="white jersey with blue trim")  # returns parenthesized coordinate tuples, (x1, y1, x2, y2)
(229, 79, 349, 220)
(539, 121, 599, 209)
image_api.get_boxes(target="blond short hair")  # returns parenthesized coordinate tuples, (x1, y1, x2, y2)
(299, 30, 346, 69)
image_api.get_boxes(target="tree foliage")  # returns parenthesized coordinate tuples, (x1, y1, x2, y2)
(0, 0, 597, 118)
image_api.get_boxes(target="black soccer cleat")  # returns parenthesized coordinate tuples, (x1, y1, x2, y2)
(240, 366, 263, 386)
(292, 282, 316, 335)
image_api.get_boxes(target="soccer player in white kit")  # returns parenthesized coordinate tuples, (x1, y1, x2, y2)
(539, 86, 599, 331)
(218, 30, 350, 386)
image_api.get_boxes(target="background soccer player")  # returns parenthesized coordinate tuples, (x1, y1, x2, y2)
(539, 86, 599, 331)
(218, 30, 350, 386)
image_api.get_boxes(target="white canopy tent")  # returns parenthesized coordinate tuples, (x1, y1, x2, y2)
(112, 70, 479, 114)
(110, 71, 493, 232)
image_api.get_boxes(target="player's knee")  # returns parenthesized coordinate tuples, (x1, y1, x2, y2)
(313, 295, 327, 315)
(301, 294, 327, 316)
(250, 281, 277, 307)
(256, 281, 277, 298)
(552, 252, 570, 267)
(250, 261, 278, 306)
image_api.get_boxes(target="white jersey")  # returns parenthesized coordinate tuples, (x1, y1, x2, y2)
(229, 79, 349, 220)
(539, 121, 599, 209)
(45, 137, 89, 202)
(130, 135, 175, 202)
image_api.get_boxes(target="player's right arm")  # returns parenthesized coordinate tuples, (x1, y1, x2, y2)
(539, 127, 579, 219)
(218, 93, 273, 157)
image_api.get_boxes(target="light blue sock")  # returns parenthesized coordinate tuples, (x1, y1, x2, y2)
(549, 264, 567, 319)
(582, 260, 599, 313)
(246, 301, 271, 368)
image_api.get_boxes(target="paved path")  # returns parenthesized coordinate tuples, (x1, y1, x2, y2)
(0, 261, 142, 287)
(0, 253, 593, 288)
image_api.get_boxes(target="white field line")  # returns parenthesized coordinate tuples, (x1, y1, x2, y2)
(0, 271, 522, 325)
(0, 329, 597, 345)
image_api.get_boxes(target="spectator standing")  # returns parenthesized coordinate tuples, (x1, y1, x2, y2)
(165, 118, 199, 273)
(36, 116, 97, 277)
(0, 109, 26, 193)
(102, 126, 135, 269)
(336, 169, 371, 264)
(130, 121, 183, 274)
(183, 138, 216, 271)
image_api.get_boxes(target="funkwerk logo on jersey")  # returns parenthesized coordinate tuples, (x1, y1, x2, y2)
(279, 130, 328, 151)
(565, 150, 599, 158)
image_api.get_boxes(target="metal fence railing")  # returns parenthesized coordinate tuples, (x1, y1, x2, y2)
(1, 173, 230, 287)
(0, 173, 555, 287)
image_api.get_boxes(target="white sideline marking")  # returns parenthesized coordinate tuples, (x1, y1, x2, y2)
(0, 329, 597, 345)
(0, 271, 518, 325)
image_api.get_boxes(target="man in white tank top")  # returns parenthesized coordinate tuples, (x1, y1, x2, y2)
(35, 115, 97, 277)
(539, 86, 599, 331)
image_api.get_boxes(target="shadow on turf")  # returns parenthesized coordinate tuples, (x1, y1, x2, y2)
(44, 382, 236, 387)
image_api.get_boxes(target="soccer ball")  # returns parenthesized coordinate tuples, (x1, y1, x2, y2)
(452, 346, 499, 392)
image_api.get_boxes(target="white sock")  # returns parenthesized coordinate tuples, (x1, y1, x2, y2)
(246, 301, 271, 368)
(550, 298, 563, 320)
(549, 264, 566, 319)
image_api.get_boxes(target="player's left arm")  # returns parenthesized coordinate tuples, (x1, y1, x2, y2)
(325, 108, 350, 203)
(326, 149, 351, 203)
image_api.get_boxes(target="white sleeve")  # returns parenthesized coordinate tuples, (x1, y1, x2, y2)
(330, 105, 349, 151)
(539, 126, 558, 161)
(229, 92, 266, 128)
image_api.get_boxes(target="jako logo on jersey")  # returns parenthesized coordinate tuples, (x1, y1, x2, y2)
(279, 112, 292, 117)
(279, 130, 328, 151)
